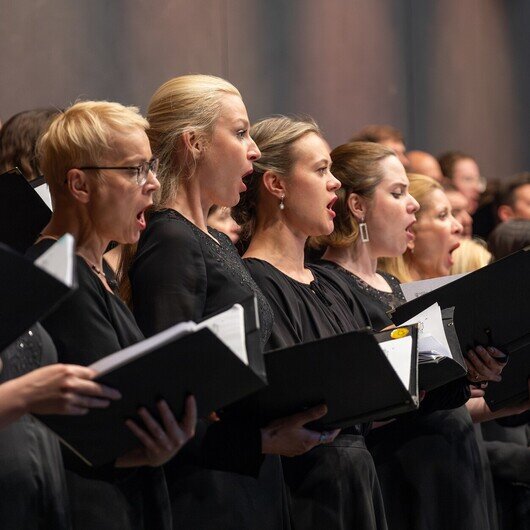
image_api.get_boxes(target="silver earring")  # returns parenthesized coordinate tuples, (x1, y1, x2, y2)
(279, 194, 285, 210)
(359, 218, 369, 243)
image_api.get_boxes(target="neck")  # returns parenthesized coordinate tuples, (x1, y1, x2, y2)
(40, 203, 109, 270)
(323, 240, 378, 280)
(244, 218, 308, 280)
(162, 177, 211, 233)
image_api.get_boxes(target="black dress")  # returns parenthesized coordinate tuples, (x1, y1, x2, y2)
(0, 325, 71, 530)
(129, 209, 288, 530)
(244, 258, 388, 530)
(27, 239, 172, 530)
(318, 259, 496, 530)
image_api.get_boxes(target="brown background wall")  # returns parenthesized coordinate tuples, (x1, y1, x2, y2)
(1, 0, 529, 181)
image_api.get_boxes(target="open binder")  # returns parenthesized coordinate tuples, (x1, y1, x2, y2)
(37, 298, 268, 467)
(0, 234, 76, 352)
(257, 325, 419, 429)
(390, 248, 530, 406)
(0, 168, 52, 253)
(417, 308, 466, 391)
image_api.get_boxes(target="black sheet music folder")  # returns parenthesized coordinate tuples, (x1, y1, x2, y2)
(257, 325, 419, 430)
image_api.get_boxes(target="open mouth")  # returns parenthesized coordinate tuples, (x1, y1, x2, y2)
(405, 220, 416, 240)
(240, 168, 254, 192)
(136, 208, 147, 230)
(447, 241, 460, 265)
(326, 196, 338, 217)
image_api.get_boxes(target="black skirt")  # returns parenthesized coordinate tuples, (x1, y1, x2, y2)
(282, 434, 387, 530)
(367, 406, 492, 530)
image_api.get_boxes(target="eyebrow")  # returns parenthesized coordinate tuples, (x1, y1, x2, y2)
(313, 158, 330, 166)
(233, 118, 250, 128)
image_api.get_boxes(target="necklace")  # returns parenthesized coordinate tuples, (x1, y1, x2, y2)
(84, 259, 119, 291)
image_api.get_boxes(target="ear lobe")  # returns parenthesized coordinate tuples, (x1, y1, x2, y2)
(347, 192, 366, 221)
(262, 170, 286, 200)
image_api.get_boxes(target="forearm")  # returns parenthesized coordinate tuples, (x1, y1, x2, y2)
(0, 377, 30, 429)
(467, 397, 529, 423)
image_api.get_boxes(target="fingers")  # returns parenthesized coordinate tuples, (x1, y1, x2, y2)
(137, 407, 173, 451)
(290, 404, 328, 427)
(66, 378, 121, 400)
(181, 395, 197, 438)
(156, 400, 187, 448)
(467, 347, 501, 382)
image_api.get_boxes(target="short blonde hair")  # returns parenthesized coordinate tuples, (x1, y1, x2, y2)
(146, 75, 241, 207)
(379, 173, 443, 282)
(231, 115, 321, 242)
(37, 101, 148, 190)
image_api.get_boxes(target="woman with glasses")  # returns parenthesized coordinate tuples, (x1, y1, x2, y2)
(26, 101, 196, 530)
(121, 75, 330, 529)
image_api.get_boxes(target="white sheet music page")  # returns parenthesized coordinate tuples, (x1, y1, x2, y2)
(34, 182, 53, 211)
(196, 304, 248, 365)
(402, 303, 452, 359)
(34, 233, 75, 287)
(400, 273, 467, 301)
(378, 336, 413, 388)
(89, 320, 197, 374)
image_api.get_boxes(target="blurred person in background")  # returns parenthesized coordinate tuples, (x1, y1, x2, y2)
(407, 150, 445, 183)
(352, 124, 409, 170)
(0, 108, 60, 181)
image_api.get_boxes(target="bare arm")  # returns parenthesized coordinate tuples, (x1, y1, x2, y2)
(0, 364, 121, 430)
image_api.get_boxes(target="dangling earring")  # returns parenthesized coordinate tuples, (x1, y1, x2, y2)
(359, 217, 369, 243)
(279, 194, 285, 210)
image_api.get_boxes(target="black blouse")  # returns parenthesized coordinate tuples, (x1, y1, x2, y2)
(27, 239, 171, 530)
(318, 260, 405, 331)
(244, 258, 371, 351)
(131, 209, 273, 345)
(317, 259, 469, 412)
(129, 209, 289, 530)
(129, 209, 275, 475)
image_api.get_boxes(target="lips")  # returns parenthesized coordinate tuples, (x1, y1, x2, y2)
(405, 219, 416, 241)
(136, 204, 152, 231)
(447, 241, 460, 266)
(240, 167, 253, 193)
(326, 196, 338, 218)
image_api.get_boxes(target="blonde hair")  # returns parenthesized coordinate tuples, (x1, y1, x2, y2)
(449, 238, 492, 274)
(37, 101, 148, 191)
(311, 141, 396, 250)
(379, 173, 443, 282)
(232, 115, 321, 242)
(146, 74, 241, 207)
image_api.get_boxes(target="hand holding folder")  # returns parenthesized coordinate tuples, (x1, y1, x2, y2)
(37, 298, 267, 466)
(391, 248, 530, 409)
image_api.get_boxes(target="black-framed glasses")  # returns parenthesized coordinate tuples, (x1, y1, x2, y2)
(77, 157, 159, 186)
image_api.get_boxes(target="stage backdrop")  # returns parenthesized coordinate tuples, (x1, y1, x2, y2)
(1, 0, 529, 180)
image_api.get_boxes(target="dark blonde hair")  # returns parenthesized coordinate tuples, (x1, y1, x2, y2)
(232, 115, 321, 242)
(311, 141, 396, 249)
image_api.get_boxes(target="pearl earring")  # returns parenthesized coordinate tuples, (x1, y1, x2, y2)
(279, 194, 285, 210)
